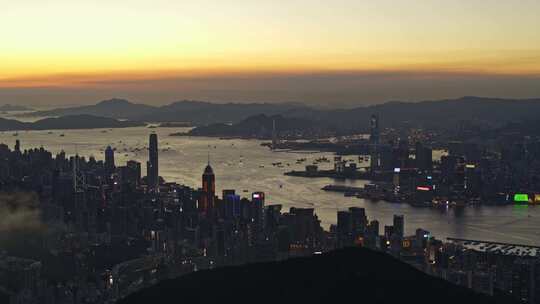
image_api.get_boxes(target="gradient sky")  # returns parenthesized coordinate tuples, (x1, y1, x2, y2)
(1, 0, 540, 107)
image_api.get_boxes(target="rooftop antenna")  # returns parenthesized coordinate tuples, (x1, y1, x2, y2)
(207, 145, 211, 165)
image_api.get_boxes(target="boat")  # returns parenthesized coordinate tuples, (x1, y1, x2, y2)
(315, 157, 330, 163)
(59, 134, 65, 137)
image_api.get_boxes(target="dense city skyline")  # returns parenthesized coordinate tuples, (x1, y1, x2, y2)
(1, 124, 539, 303)
(1, 2, 540, 303)
(2, 0, 540, 106)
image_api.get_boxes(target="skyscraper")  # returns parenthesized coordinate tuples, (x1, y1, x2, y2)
(349, 207, 367, 236)
(252, 192, 265, 226)
(393, 215, 404, 238)
(127, 160, 141, 184)
(200, 162, 215, 216)
(369, 114, 380, 145)
(370, 114, 380, 172)
(415, 142, 433, 171)
(105, 145, 115, 174)
(337, 210, 352, 247)
(147, 133, 159, 190)
(271, 118, 278, 150)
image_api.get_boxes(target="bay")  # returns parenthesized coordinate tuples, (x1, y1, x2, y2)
(1, 126, 539, 246)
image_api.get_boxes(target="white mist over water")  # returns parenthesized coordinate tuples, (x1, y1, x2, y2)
(1, 126, 539, 246)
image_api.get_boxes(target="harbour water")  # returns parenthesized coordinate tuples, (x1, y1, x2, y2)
(1, 126, 539, 245)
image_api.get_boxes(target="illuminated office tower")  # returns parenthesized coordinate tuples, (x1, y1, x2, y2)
(200, 162, 215, 215)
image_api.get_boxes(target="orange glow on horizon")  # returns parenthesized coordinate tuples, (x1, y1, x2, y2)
(1, 0, 540, 101)
(3, 47, 540, 88)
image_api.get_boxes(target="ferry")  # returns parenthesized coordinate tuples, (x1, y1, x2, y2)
(314, 157, 330, 163)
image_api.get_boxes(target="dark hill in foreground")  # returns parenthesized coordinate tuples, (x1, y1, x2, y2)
(119, 248, 515, 304)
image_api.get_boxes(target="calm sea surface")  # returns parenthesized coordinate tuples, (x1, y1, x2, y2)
(1, 126, 539, 245)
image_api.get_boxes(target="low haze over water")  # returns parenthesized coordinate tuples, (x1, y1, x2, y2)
(2, 126, 539, 246)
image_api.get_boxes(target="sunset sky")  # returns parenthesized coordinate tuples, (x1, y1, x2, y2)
(1, 0, 540, 107)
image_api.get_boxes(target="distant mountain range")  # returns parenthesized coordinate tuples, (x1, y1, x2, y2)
(0, 115, 143, 131)
(23, 98, 308, 125)
(20, 96, 540, 131)
(287, 96, 540, 131)
(0, 104, 33, 112)
(119, 248, 514, 304)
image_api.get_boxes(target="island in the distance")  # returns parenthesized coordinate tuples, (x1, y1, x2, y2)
(0, 104, 33, 112)
(170, 114, 333, 139)
(0, 114, 144, 131)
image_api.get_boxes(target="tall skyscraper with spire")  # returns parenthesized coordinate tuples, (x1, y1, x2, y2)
(147, 133, 159, 190)
(200, 156, 215, 216)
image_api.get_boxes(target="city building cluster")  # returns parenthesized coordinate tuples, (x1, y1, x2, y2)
(0, 135, 327, 304)
(0, 134, 538, 304)
(313, 114, 540, 209)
